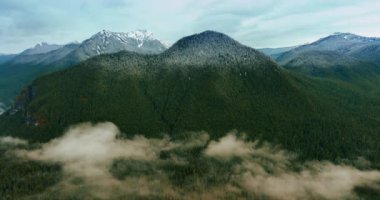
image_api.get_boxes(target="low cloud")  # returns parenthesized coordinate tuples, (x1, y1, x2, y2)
(0, 136, 28, 145)
(24, 122, 163, 174)
(17, 122, 174, 198)
(205, 132, 251, 159)
(241, 164, 380, 200)
(12, 122, 380, 199)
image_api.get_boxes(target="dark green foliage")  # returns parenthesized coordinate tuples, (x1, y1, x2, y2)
(0, 145, 62, 200)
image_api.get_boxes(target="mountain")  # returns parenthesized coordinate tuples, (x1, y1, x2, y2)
(258, 46, 298, 59)
(282, 50, 380, 80)
(19, 42, 63, 56)
(277, 33, 380, 79)
(2, 31, 380, 166)
(277, 33, 380, 65)
(56, 30, 166, 67)
(0, 54, 17, 64)
(4, 42, 80, 66)
(163, 31, 270, 66)
(0, 30, 167, 111)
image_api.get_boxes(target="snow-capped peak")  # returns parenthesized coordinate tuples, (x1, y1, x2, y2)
(88, 29, 159, 49)
(91, 29, 155, 41)
(80, 29, 166, 57)
(126, 30, 154, 41)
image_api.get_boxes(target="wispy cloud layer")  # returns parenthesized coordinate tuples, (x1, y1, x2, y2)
(0, 136, 28, 145)
(0, 0, 379, 53)
(10, 122, 380, 199)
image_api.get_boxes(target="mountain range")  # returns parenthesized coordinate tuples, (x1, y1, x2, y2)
(2, 30, 380, 164)
(270, 33, 380, 79)
(0, 30, 166, 108)
(2, 30, 380, 199)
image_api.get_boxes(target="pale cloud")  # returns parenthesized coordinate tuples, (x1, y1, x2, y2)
(19, 122, 170, 177)
(0, 136, 28, 145)
(205, 132, 252, 158)
(205, 133, 380, 200)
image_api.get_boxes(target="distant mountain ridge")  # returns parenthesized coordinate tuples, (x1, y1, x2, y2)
(20, 42, 64, 56)
(277, 33, 380, 64)
(275, 32, 380, 79)
(0, 54, 17, 64)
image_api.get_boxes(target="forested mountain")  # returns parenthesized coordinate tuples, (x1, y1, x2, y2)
(0, 30, 166, 111)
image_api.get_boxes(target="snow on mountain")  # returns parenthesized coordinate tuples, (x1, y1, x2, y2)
(89, 29, 158, 48)
(69, 29, 166, 60)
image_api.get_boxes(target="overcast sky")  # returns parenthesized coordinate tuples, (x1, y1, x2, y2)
(1, 0, 380, 53)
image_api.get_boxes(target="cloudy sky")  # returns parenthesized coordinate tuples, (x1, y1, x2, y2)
(1, 0, 380, 53)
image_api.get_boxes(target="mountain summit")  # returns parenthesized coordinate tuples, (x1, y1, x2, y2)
(91, 29, 156, 46)
(81, 29, 166, 57)
(164, 31, 268, 66)
(56, 29, 166, 67)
